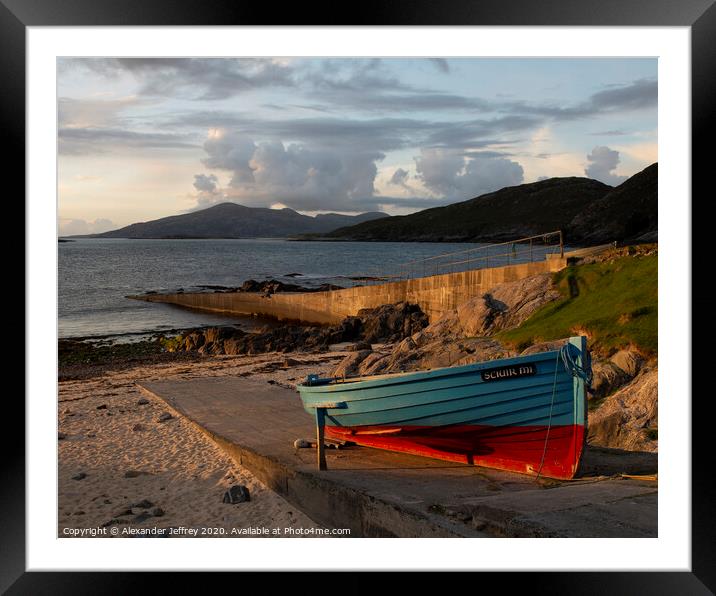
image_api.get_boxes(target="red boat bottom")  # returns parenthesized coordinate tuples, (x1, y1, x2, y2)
(326, 424, 585, 480)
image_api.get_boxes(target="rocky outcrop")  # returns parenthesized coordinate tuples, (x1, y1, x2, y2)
(164, 302, 428, 357)
(587, 368, 658, 452)
(332, 274, 560, 377)
(357, 302, 429, 343)
(421, 274, 559, 343)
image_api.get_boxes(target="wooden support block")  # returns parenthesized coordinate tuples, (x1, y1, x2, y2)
(315, 407, 327, 471)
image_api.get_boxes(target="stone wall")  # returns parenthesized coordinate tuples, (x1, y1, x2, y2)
(132, 256, 569, 324)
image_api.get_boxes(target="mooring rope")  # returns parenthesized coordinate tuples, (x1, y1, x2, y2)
(535, 342, 593, 480)
(535, 348, 562, 480)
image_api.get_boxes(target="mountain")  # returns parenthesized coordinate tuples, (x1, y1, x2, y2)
(323, 177, 613, 243)
(567, 163, 657, 244)
(323, 163, 657, 246)
(85, 204, 389, 239)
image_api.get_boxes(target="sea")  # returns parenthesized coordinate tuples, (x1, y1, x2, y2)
(58, 237, 554, 341)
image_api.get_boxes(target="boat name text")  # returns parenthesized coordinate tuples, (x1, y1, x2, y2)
(481, 363, 537, 382)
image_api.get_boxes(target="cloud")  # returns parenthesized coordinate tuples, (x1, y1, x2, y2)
(196, 130, 384, 211)
(504, 78, 657, 121)
(428, 58, 450, 73)
(193, 173, 219, 193)
(62, 58, 296, 100)
(59, 127, 198, 155)
(584, 146, 628, 185)
(58, 96, 148, 128)
(388, 168, 411, 187)
(415, 148, 524, 199)
(59, 217, 115, 236)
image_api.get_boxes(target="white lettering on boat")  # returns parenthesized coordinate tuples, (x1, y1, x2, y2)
(481, 363, 537, 382)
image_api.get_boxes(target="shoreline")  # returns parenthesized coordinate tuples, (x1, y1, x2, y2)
(58, 348, 352, 537)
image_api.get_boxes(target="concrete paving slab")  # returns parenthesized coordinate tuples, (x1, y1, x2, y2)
(137, 376, 657, 538)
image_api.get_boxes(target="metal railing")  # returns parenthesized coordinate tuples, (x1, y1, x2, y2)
(343, 231, 564, 286)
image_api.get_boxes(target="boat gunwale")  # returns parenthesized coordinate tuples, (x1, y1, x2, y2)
(297, 347, 563, 394)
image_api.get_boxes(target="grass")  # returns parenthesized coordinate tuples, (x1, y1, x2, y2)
(497, 253, 657, 356)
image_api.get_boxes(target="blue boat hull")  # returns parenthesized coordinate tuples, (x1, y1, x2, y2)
(297, 337, 589, 479)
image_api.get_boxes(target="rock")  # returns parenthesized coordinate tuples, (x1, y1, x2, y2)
(588, 368, 658, 452)
(610, 349, 644, 378)
(294, 439, 312, 449)
(115, 507, 134, 517)
(590, 361, 631, 400)
(358, 302, 428, 343)
(58, 432, 66, 440)
(332, 350, 373, 378)
(130, 499, 154, 509)
(132, 423, 146, 432)
(74, 511, 86, 515)
(519, 339, 571, 355)
(86, 432, 96, 438)
(439, 274, 561, 339)
(133, 512, 152, 523)
(348, 341, 372, 351)
(124, 470, 153, 478)
(72, 472, 87, 481)
(282, 358, 300, 368)
(223, 485, 251, 504)
(96, 404, 107, 410)
(137, 398, 149, 406)
(157, 412, 173, 422)
(151, 507, 165, 517)
(357, 352, 391, 375)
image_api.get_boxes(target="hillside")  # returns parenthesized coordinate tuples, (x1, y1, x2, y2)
(85, 203, 389, 239)
(567, 163, 657, 244)
(323, 177, 612, 243)
(322, 164, 657, 246)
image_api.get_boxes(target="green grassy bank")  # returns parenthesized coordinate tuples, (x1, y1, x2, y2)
(497, 251, 657, 356)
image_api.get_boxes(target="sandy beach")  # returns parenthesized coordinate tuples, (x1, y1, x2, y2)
(58, 348, 353, 537)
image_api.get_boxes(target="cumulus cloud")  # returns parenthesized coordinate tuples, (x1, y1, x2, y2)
(584, 146, 628, 185)
(415, 148, 524, 199)
(193, 173, 219, 193)
(58, 218, 115, 236)
(195, 129, 384, 211)
(388, 168, 411, 189)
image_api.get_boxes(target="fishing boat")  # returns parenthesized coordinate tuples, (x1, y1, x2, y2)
(296, 336, 591, 480)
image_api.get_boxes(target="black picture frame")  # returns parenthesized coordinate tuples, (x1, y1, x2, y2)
(7, 0, 712, 591)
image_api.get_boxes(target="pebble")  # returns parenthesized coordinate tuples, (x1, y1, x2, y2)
(137, 398, 149, 406)
(157, 412, 173, 422)
(130, 499, 154, 509)
(124, 470, 152, 478)
(96, 404, 107, 410)
(58, 432, 66, 440)
(222, 485, 251, 504)
(72, 472, 87, 481)
(151, 507, 165, 517)
(132, 424, 146, 432)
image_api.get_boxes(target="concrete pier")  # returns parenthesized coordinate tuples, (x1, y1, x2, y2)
(137, 376, 657, 538)
(130, 245, 612, 325)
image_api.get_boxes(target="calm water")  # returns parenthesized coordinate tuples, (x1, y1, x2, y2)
(58, 238, 557, 340)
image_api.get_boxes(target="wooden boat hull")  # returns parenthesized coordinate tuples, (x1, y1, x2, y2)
(297, 336, 589, 480)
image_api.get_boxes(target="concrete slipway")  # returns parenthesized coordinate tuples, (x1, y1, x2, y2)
(137, 376, 657, 538)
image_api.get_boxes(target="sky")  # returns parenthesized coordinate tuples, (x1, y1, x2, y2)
(57, 57, 657, 235)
